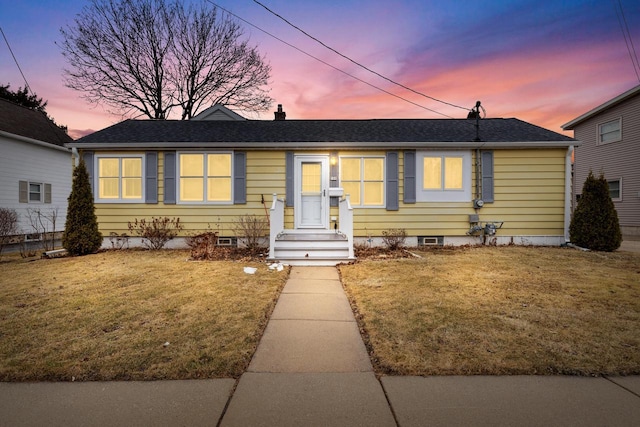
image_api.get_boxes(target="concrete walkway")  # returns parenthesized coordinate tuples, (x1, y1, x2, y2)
(1, 266, 639, 426)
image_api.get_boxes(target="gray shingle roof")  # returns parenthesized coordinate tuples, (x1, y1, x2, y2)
(73, 117, 574, 147)
(0, 98, 73, 146)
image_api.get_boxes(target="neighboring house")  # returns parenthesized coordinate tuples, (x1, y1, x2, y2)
(0, 98, 73, 242)
(562, 85, 640, 239)
(69, 104, 577, 265)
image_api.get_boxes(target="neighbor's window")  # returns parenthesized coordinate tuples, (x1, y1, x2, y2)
(340, 157, 385, 207)
(19, 181, 51, 203)
(97, 156, 143, 201)
(178, 153, 232, 203)
(29, 182, 43, 202)
(598, 118, 621, 145)
(416, 151, 471, 202)
(608, 179, 621, 201)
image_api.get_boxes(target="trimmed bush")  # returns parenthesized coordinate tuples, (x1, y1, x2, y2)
(569, 171, 622, 252)
(128, 217, 183, 250)
(63, 158, 103, 255)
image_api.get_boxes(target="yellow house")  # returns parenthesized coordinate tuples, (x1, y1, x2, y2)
(68, 105, 577, 265)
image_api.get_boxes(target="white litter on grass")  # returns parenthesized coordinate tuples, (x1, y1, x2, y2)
(268, 262, 284, 271)
(163, 341, 170, 347)
(243, 266, 257, 274)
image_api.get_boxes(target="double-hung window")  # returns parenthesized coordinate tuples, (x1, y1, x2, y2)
(96, 156, 143, 202)
(178, 153, 232, 203)
(598, 119, 621, 145)
(19, 181, 51, 203)
(29, 182, 43, 202)
(608, 179, 622, 201)
(416, 151, 471, 202)
(340, 157, 385, 207)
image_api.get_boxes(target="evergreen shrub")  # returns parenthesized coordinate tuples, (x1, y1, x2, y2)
(569, 171, 622, 252)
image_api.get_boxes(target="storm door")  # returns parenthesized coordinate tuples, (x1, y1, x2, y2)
(294, 155, 329, 229)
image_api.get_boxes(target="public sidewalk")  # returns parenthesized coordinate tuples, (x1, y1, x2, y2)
(1, 266, 639, 426)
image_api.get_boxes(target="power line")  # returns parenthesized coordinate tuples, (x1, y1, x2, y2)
(613, 0, 640, 82)
(251, 0, 471, 112)
(207, 1, 462, 118)
(1, 26, 33, 94)
(1, 26, 69, 143)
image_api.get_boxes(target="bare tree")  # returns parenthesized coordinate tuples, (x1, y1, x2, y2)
(0, 208, 19, 258)
(59, 0, 272, 120)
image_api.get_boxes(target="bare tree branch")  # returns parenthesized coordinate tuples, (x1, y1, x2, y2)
(59, 0, 273, 120)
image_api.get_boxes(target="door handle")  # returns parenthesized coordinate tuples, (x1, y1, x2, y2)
(323, 189, 326, 197)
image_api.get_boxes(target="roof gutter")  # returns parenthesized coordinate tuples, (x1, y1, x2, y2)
(66, 140, 579, 150)
(2, 130, 71, 153)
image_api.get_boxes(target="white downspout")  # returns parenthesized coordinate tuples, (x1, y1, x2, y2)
(71, 147, 80, 167)
(564, 146, 574, 242)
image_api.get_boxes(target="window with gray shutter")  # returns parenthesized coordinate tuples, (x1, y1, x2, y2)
(44, 183, 52, 203)
(145, 152, 158, 204)
(164, 151, 176, 204)
(285, 151, 294, 207)
(386, 151, 399, 211)
(19, 180, 28, 203)
(481, 150, 494, 203)
(403, 150, 416, 203)
(233, 152, 247, 204)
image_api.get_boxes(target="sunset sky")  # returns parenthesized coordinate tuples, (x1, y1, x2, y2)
(1, 0, 639, 139)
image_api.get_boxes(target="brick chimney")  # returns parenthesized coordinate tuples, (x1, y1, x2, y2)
(274, 104, 286, 121)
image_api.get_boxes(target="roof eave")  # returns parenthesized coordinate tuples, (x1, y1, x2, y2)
(67, 140, 578, 150)
(562, 84, 640, 130)
(2, 130, 71, 153)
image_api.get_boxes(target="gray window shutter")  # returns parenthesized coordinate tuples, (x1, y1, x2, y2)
(44, 183, 52, 203)
(285, 151, 294, 207)
(330, 151, 339, 207)
(481, 150, 494, 203)
(19, 180, 28, 203)
(234, 151, 247, 204)
(145, 152, 158, 204)
(164, 151, 176, 204)
(386, 151, 399, 211)
(403, 150, 416, 204)
(82, 151, 94, 194)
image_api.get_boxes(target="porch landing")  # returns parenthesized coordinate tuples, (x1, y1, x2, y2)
(269, 231, 355, 266)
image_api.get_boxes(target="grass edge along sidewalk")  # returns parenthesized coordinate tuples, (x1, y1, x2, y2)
(0, 250, 288, 381)
(340, 246, 640, 377)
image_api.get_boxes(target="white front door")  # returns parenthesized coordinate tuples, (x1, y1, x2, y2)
(295, 155, 329, 229)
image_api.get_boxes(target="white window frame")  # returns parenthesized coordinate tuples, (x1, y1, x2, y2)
(416, 151, 472, 202)
(28, 182, 43, 203)
(339, 155, 386, 208)
(597, 118, 622, 145)
(177, 151, 233, 205)
(607, 178, 622, 202)
(94, 154, 145, 203)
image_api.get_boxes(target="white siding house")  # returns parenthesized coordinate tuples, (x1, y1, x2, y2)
(0, 99, 73, 240)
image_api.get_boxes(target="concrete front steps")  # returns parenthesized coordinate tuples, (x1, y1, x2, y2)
(269, 231, 355, 266)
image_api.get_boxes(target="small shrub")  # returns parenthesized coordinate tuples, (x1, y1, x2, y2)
(128, 217, 183, 250)
(570, 171, 622, 252)
(382, 228, 407, 250)
(0, 208, 19, 258)
(186, 231, 218, 260)
(63, 158, 103, 255)
(108, 232, 130, 250)
(233, 214, 268, 254)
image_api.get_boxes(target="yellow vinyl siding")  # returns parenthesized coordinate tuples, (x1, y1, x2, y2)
(351, 149, 566, 237)
(93, 148, 567, 239)
(96, 151, 285, 236)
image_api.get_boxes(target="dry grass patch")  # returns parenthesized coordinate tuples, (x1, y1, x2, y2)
(340, 246, 640, 376)
(0, 250, 288, 381)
